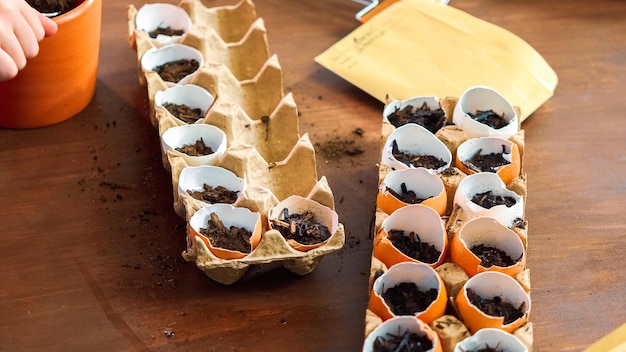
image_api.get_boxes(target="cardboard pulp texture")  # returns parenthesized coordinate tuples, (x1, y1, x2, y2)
(365, 96, 533, 351)
(127, 0, 344, 285)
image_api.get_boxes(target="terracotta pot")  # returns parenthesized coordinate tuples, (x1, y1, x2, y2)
(0, 0, 102, 129)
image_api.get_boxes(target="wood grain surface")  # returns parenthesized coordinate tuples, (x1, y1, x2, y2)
(1, 0, 624, 351)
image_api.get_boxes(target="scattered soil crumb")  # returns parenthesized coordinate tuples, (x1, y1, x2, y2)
(315, 137, 364, 161)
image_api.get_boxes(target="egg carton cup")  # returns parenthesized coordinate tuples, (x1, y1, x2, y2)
(179, 0, 258, 43)
(129, 0, 259, 50)
(158, 94, 300, 172)
(183, 223, 345, 285)
(153, 88, 299, 171)
(128, 0, 268, 83)
(365, 95, 533, 351)
(146, 54, 285, 131)
(169, 133, 328, 218)
(132, 18, 270, 82)
(181, 169, 342, 285)
(147, 53, 298, 170)
(128, 0, 345, 284)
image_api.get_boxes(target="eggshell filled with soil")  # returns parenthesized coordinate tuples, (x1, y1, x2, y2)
(452, 86, 519, 139)
(450, 216, 526, 277)
(135, 3, 192, 44)
(455, 271, 531, 334)
(455, 137, 521, 185)
(188, 203, 262, 260)
(381, 123, 452, 173)
(374, 204, 448, 268)
(141, 43, 204, 85)
(363, 316, 443, 352)
(377, 168, 447, 216)
(268, 195, 339, 252)
(368, 262, 447, 324)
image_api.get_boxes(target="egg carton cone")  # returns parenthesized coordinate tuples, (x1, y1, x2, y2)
(182, 17, 270, 81)
(128, 0, 258, 48)
(364, 94, 533, 352)
(179, 0, 258, 43)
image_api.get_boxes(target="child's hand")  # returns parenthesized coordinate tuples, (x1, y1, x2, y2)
(0, 0, 58, 81)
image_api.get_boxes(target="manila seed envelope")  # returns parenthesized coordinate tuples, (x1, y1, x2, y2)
(315, 0, 558, 121)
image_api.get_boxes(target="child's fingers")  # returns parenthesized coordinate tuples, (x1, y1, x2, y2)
(0, 27, 27, 70)
(21, 5, 46, 41)
(0, 49, 19, 81)
(13, 16, 40, 59)
(40, 14, 58, 37)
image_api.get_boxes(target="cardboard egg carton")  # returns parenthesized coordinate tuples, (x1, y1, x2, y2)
(128, 0, 268, 82)
(127, 0, 345, 284)
(364, 97, 533, 351)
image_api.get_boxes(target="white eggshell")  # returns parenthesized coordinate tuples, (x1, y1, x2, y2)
(141, 44, 203, 85)
(161, 124, 227, 166)
(154, 84, 215, 123)
(177, 165, 245, 206)
(381, 204, 447, 255)
(135, 3, 193, 44)
(379, 168, 445, 202)
(383, 95, 444, 132)
(456, 137, 515, 168)
(268, 195, 339, 235)
(462, 271, 531, 318)
(381, 123, 452, 173)
(454, 328, 528, 352)
(453, 86, 518, 139)
(363, 315, 440, 352)
(454, 172, 524, 227)
(189, 203, 260, 237)
(457, 216, 525, 267)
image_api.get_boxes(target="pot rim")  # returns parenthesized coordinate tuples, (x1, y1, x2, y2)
(53, 0, 98, 25)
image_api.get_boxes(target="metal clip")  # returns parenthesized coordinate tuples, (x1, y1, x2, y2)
(353, 0, 450, 23)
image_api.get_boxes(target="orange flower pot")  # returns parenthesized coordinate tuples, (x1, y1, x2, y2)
(0, 0, 102, 129)
(368, 262, 447, 325)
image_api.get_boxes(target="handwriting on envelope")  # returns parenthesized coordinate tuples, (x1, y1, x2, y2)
(315, 0, 558, 121)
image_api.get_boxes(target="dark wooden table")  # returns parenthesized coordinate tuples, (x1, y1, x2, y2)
(1, 0, 625, 351)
